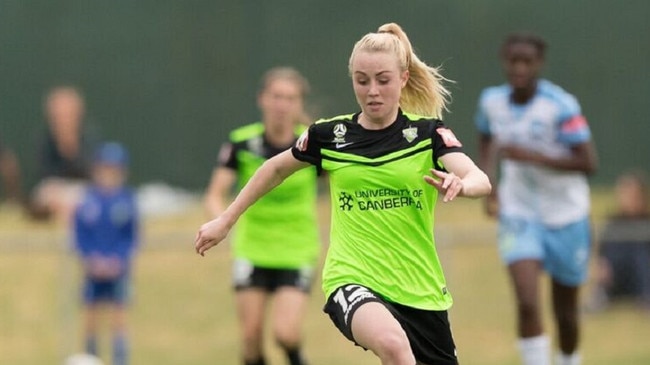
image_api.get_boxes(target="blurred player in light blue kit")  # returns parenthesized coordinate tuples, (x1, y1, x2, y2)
(73, 142, 138, 365)
(476, 32, 598, 365)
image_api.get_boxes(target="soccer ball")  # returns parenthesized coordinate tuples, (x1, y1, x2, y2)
(64, 353, 105, 365)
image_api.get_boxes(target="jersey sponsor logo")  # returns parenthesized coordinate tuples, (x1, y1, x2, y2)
(436, 128, 462, 147)
(337, 188, 424, 211)
(335, 142, 354, 149)
(402, 126, 418, 143)
(247, 136, 264, 156)
(338, 192, 354, 211)
(295, 130, 309, 151)
(333, 123, 347, 143)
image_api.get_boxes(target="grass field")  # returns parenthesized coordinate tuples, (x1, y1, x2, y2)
(1, 191, 649, 365)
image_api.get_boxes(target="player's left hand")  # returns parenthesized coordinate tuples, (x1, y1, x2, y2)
(424, 168, 463, 203)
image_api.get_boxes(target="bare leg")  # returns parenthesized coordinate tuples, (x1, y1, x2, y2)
(236, 289, 269, 363)
(351, 302, 415, 365)
(551, 280, 580, 354)
(508, 259, 543, 337)
(272, 287, 309, 364)
(510, 260, 550, 365)
(111, 304, 129, 365)
(83, 304, 100, 356)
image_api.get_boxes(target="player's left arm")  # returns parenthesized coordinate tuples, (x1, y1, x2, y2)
(425, 152, 492, 203)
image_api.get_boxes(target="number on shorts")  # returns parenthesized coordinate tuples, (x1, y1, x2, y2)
(333, 284, 372, 314)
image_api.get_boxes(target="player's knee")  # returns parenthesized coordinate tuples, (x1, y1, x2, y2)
(371, 330, 412, 361)
(241, 325, 264, 350)
(516, 298, 540, 321)
(274, 327, 301, 349)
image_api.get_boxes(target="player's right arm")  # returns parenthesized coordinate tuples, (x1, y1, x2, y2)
(204, 142, 238, 218)
(204, 167, 236, 218)
(195, 149, 310, 256)
(478, 132, 499, 217)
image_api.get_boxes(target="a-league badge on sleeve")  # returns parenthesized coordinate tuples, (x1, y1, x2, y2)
(436, 128, 463, 147)
(296, 130, 309, 151)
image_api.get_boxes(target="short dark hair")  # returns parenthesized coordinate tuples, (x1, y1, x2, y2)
(501, 32, 547, 58)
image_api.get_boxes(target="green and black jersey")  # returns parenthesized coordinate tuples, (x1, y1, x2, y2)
(220, 122, 320, 269)
(291, 110, 463, 310)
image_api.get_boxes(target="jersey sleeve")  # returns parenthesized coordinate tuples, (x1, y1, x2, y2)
(474, 90, 492, 135)
(556, 94, 591, 145)
(217, 142, 238, 170)
(291, 123, 323, 167)
(431, 121, 464, 171)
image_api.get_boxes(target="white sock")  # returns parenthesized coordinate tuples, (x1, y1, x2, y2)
(555, 352, 581, 365)
(518, 335, 551, 365)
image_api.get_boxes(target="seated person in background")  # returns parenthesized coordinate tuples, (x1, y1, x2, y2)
(0, 139, 23, 205)
(589, 171, 650, 311)
(29, 85, 99, 222)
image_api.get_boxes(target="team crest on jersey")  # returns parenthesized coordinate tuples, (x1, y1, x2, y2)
(436, 128, 462, 147)
(247, 136, 264, 156)
(402, 126, 418, 143)
(333, 123, 347, 143)
(295, 130, 309, 151)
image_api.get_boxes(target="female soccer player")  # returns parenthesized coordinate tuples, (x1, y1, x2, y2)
(197, 23, 491, 365)
(203, 67, 320, 365)
(475, 32, 598, 365)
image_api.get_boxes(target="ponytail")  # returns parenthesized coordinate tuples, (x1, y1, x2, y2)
(350, 23, 451, 119)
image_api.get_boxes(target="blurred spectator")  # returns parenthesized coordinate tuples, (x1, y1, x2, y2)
(73, 142, 138, 365)
(0, 140, 23, 204)
(28, 85, 99, 222)
(588, 171, 650, 311)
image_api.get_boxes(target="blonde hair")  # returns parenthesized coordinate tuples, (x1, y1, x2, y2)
(348, 23, 451, 119)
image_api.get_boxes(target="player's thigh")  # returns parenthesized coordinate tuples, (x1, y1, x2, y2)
(235, 289, 269, 334)
(508, 259, 543, 304)
(351, 301, 410, 354)
(272, 287, 309, 339)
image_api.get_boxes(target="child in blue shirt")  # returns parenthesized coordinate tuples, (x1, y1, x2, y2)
(73, 142, 138, 365)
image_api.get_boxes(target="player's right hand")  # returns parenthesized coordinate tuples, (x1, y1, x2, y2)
(194, 216, 231, 256)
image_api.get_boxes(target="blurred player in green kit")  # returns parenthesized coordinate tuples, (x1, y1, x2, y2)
(204, 67, 320, 365)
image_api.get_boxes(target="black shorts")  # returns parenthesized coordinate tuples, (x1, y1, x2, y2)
(323, 284, 458, 365)
(232, 258, 314, 293)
